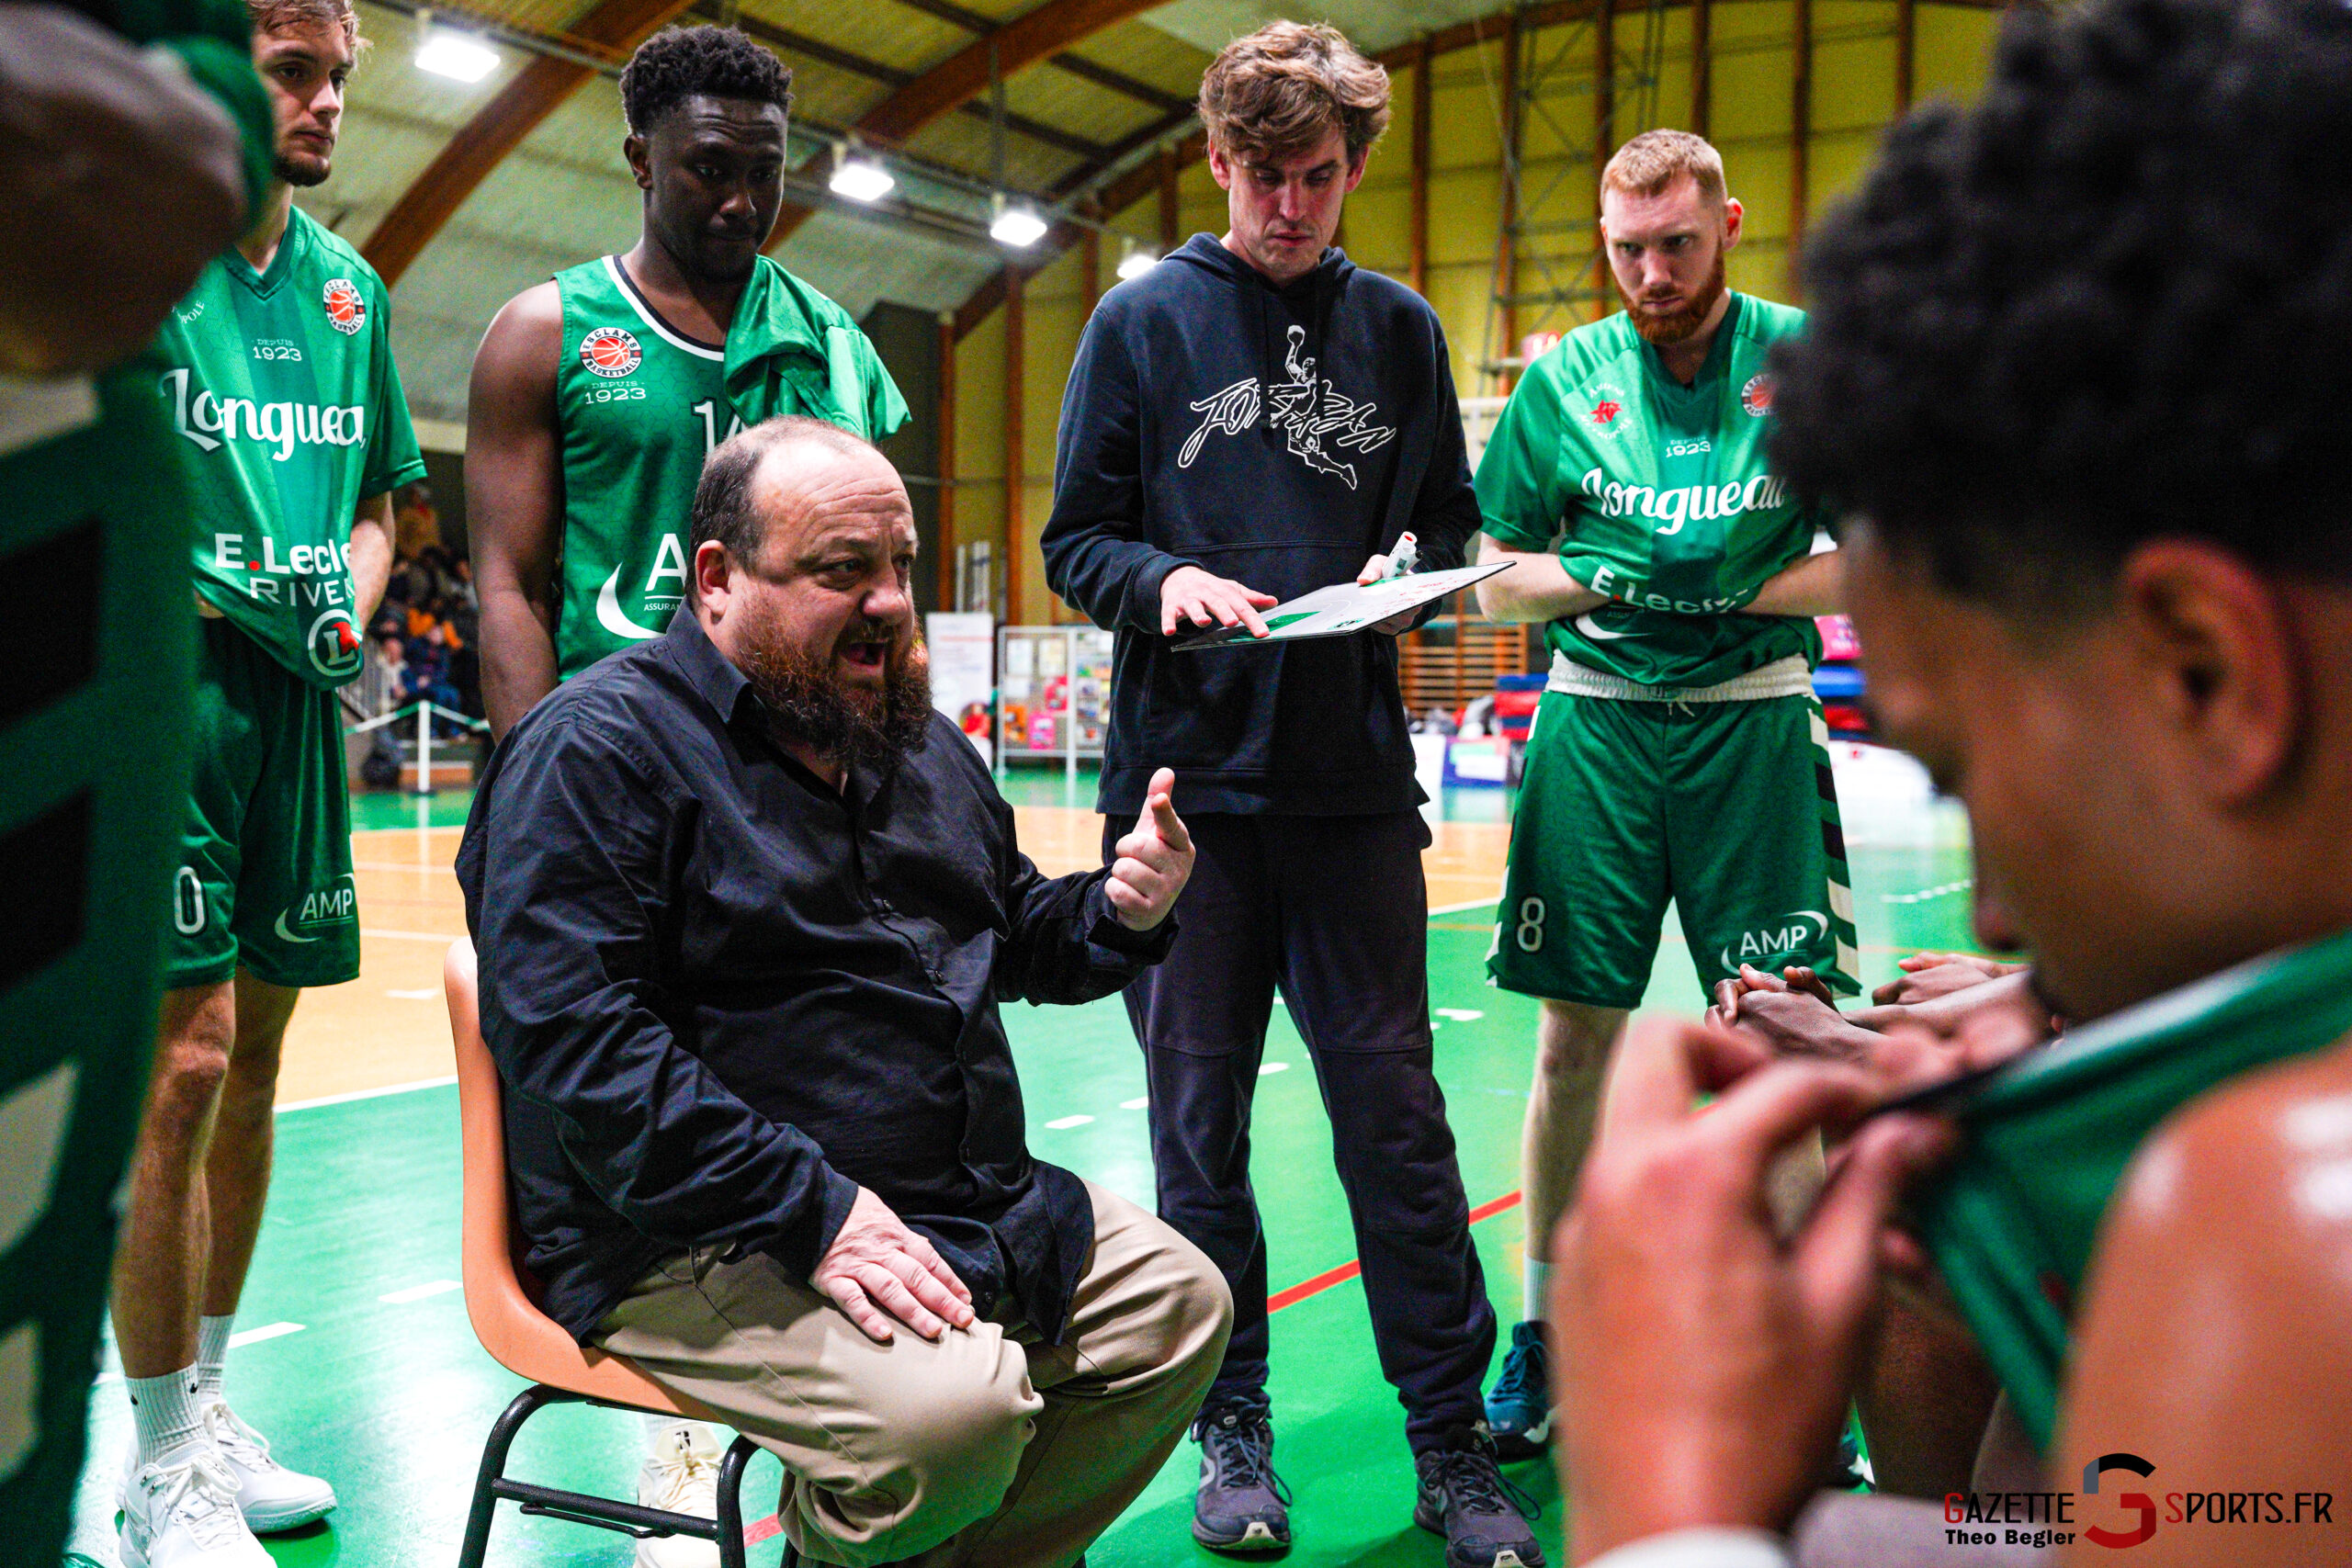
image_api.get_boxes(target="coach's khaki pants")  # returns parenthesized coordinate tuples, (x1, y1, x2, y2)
(594, 1181, 1233, 1568)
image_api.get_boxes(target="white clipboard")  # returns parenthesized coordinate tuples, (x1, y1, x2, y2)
(1172, 560, 1511, 651)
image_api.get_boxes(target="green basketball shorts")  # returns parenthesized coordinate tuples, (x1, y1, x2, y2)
(164, 617, 358, 990)
(1487, 687, 1860, 1009)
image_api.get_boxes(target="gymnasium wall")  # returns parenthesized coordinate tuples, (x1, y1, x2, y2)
(940, 0, 2002, 627)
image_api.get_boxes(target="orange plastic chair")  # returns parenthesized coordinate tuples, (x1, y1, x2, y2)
(446, 939, 773, 1568)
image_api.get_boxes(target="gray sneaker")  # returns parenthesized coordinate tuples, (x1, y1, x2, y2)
(1191, 1404, 1292, 1553)
(1413, 1428, 1544, 1568)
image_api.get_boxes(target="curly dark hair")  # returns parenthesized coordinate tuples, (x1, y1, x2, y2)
(1769, 0, 2352, 611)
(620, 25, 794, 134)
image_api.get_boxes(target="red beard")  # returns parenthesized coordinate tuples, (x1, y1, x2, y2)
(1620, 249, 1728, 345)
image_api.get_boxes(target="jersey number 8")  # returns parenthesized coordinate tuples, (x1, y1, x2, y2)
(1514, 897, 1545, 953)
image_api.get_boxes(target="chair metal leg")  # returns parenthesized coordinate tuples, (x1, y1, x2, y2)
(461, 1387, 782, 1567)
(458, 1384, 570, 1568)
(716, 1433, 758, 1568)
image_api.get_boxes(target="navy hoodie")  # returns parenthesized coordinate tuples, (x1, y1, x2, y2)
(1042, 234, 1483, 817)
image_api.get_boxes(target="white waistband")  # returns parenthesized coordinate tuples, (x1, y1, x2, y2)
(1545, 650, 1815, 703)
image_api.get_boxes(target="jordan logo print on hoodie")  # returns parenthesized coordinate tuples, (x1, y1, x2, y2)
(1180, 325, 1396, 489)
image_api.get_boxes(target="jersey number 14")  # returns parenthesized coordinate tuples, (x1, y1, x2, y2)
(692, 399, 745, 457)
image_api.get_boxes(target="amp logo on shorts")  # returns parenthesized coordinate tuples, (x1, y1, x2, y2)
(275, 879, 356, 944)
(581, 327, 643, 378)
(322, 278, 366, 336)
(1719, 910, 1828, 972)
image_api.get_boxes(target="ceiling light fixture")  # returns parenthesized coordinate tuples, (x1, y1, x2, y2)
(989, 193, 1048, 248)
(829, 143, 895, 204)
(1116, 242, 1156, 281)
(414, 12, 499, 82)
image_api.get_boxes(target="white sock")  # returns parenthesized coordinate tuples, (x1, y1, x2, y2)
(1522, 1260, 1552, 1326)
(127, 1367, 206, 1467)
(196, 1314, 234, 1403)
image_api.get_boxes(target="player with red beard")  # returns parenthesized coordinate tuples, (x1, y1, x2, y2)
(1470, 130, 1853, 1458)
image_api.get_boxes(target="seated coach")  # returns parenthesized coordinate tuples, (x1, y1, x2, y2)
(457, 415, 1232, 1568)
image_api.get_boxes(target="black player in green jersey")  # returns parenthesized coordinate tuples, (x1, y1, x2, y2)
(1469, 130, 1851, 1457)
(1544, 4, 2352, 1564)
(469, 25, 906, 744)
(107, 2, 424, 1562)
(0, 8, 266, 1562)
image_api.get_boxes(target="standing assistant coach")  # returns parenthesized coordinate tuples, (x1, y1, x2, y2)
(1042, 23, 1536, 1568)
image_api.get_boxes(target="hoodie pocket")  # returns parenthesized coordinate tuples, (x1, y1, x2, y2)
(1136, 636, 1283, 770)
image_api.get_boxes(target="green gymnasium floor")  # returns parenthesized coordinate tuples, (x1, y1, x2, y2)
(75, 771, 1980, 1567)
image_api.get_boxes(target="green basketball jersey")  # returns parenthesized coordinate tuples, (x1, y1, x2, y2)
(551, 254, 909, 679)
(158, 206, 426, 689)
(1914, 924, 2352, 1452)
(1475, 293, 1827, 688)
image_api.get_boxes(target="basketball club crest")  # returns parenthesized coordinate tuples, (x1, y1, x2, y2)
(581, 326, 643, 378)
(322, 278, 366, 335)
(1740, 373, 1776, 416)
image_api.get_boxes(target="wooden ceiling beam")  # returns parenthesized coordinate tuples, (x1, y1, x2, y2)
(361, 0, 696, 286)
(768, 0, 1171, 251)
(876, 0, 996, 33)
(1046, 103, 1194, 201)
(953, 125, 1204, 342)
(734, 16, 1109, 160)
(871, 0, 1192, 113)
(855, 0, 1176, 146)
(1042, 52, 1192, 114)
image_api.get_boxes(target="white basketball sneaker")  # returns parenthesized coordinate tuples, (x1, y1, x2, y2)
(635, 1420, 725, 1568)
(194, 1398, 338, 1530)
(118, 1447, 274, 1568)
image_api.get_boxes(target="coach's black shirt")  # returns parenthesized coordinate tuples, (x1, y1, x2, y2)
(456, 609, 1174, 1343)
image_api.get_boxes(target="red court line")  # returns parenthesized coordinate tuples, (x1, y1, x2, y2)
(741, 1189, 1527, 1545)
(1268, 1189, 1522, 1314)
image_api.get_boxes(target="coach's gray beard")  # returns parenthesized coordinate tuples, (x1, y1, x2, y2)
(741, 630, 933, 772)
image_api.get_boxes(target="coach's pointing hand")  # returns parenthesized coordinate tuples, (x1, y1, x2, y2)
(1107, 767, 1193, 931)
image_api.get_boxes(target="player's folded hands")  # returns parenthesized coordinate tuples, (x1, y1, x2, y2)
(1553, 1014, 1955, 1561)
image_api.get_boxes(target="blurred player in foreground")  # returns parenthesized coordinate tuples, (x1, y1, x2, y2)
(0, 3, 266, 1561)
(1552, 1, 2352, 1563)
